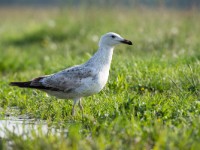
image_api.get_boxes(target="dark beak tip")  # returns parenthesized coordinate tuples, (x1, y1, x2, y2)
(121, 39, 133, 45)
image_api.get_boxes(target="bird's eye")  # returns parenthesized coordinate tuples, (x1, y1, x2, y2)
(111, 35, 116, 38)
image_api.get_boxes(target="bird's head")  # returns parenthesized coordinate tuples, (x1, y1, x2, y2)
(99, 32, 132, 48)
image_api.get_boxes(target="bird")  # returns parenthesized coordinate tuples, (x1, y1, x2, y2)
(10, 32, 132, 117)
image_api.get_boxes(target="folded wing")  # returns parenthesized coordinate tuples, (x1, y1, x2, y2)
(10, 65, 95, 92)
(37, 65, 95, 92)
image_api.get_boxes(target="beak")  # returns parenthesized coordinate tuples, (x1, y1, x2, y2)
(120, 39, 133, 45)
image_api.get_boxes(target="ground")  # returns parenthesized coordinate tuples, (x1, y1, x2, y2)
(0, 7, 200, 150)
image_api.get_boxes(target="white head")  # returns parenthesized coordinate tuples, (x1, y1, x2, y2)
(99, 32, 132, 48)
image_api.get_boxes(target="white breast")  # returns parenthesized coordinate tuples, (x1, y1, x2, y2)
(76, 68, 109, 97)
(74, 46, 113, 97)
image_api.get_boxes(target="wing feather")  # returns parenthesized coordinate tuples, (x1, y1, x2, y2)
(41, 65, 95, 92)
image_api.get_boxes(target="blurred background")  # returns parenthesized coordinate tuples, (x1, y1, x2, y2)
(0, 1, 200, 149)
(0, 0, 200, 9)
(0, 0, 199, 74)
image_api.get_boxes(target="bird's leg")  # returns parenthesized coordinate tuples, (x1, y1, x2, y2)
(71, 104, 75, 116)
(71, 99, 78, 116)
(78, 99, 84, 119)
(71, 98, 81, 116)
(78, 99, 83, 111)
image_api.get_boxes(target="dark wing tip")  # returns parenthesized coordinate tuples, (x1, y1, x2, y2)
(9, 81, 31, 88)
(9, 82, 17, 86)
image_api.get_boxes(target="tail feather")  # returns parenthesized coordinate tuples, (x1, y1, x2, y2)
(10, 77, 60, 91)
(9, 81, 32, 88)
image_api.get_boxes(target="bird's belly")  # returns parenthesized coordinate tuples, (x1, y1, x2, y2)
(77, 72, 109, 96)
(45, 90, 76, 99)
(44, 71, 109, 99)
(44, 81, 104, 99)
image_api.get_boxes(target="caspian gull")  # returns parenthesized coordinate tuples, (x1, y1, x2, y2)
(10, 32, 132, 116)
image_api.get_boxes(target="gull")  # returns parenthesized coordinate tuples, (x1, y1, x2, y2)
(10, 32, 132, 116)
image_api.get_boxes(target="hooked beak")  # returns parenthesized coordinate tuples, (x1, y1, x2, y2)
(120, 39, 133, 45)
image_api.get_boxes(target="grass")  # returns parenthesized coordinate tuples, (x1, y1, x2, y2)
(0, 7, 200, 150)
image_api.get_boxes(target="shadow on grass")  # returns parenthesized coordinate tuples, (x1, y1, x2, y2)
(4, 26, 81, 46)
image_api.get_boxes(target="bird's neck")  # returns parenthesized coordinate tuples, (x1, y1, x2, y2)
(86, 46, 114, 71)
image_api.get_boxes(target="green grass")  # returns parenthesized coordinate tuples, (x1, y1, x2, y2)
(0, 7, 200, 150)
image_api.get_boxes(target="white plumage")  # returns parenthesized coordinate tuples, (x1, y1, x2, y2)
(10, 32, 132, 116)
